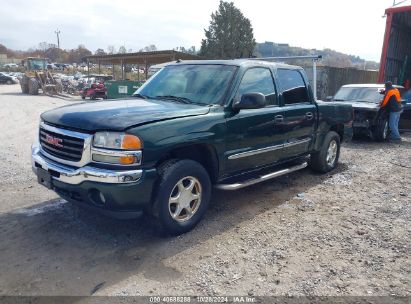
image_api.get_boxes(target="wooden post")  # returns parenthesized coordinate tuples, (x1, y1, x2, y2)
(121, 59, 124, 80)
(145, 58, 148, 80)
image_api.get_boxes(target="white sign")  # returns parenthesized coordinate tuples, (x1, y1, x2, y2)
(118, 86, 128, 94)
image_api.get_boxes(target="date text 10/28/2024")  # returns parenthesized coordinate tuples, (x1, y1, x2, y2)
(149, 296, 256, 303)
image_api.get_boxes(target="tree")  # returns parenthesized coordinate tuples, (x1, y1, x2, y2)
(118, 45, 127, 54)
(200, 1, 256, 59)
(139, 44, 157, 52)
(107, 45, 115, 54)
(95, 48, 106, 56)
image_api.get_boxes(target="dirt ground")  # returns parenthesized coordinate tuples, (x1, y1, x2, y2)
(0, 84, 410, 297)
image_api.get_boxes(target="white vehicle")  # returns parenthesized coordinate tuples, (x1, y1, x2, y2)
(3, 63, 19, 68)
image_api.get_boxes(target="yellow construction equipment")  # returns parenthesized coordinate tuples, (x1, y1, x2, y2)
(20, 58, 62, 95)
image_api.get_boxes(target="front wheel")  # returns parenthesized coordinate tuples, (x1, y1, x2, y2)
(372, 117, 389, 142)
(309, 131, 341, 173)
(154, 159, 211, 235)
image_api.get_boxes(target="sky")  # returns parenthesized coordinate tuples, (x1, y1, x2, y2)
(0, 0, 408, 62)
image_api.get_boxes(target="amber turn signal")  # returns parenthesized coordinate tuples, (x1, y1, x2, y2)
(119, 155, 137, 165)
(122, 134, 142, 150)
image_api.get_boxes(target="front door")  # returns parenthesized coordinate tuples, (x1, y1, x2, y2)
(225, 67, 284, 175)
(276, 69, 316, 158)
(399, 101, 411, 131)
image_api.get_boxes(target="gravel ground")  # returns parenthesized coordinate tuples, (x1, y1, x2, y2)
(0, 84, 410, 297)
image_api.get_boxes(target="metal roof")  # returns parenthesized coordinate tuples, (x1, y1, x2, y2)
(85, 50, 200, 65)
(385, 4, 411, 14)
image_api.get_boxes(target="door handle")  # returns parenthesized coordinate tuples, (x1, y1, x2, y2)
(274, 115, 284, 123)
(306, 112, 314, 120)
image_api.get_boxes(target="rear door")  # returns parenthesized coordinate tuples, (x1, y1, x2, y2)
(225, 67, 284, 174)
(399, 98, 411, 131)
(276, 68, 317, 159)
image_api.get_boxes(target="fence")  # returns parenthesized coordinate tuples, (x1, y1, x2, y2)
(304, 66, 379, 100)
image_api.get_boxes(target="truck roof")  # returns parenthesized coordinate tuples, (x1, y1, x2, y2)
(165, 59, 303, 70)
(341, 83, 404, 89)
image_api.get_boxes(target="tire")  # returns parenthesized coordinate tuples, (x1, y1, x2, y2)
(309, 131, 341, 173)
(154, 159, 211, 235)
(55, 80, 63, 93)
(91, 93, 97, 100)
(28, 78, 39, 95)
(372, 117, 389, 142)
(20, 76, 29, 94)
(6, 79, 12, 85)
(81, 94, 86, 99)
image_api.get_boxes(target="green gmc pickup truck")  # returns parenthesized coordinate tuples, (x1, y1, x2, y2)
(32, 60, 353, 234)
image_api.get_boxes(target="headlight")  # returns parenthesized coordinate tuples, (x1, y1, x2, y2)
(92, 132, 142, 165)
(93, 132, 142, 150)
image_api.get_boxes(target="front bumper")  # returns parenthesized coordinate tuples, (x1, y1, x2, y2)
(353, 120, 370, 128)
(31, 144, 157, 217)
(32, 143, 142, 184)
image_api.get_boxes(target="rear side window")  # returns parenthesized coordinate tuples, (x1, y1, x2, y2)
(238, 68, 278, 106)
(277, 69, 309, 105)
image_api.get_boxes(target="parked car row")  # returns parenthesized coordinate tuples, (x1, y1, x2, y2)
(0, 72, 19, 84)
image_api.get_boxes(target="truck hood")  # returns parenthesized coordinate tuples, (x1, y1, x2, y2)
(331, 100, 379, 111)
(41, 98, 211, 132)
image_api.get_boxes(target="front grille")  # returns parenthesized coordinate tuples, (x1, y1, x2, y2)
(354, 110, 366, 122)
(39, 127, 84, 161)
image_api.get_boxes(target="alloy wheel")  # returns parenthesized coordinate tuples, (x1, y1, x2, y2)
(168, 176, 202, 222)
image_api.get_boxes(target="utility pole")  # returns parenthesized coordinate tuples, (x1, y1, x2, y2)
(55, 29, 61, 49)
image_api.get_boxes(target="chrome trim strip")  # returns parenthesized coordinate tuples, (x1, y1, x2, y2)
(32, 143, 142, 185)
(91, 148, 142, 166)
(215, 162, 308, 190)
(228, 138, 312, 160)
(283, 138, 311, 148)
(40, 121, 91, 139)
(228, 144, 283, 160)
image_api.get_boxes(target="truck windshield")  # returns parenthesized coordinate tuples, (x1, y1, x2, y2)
(136, 64, 237, 105)
(29, 59, 46, 70)
(333, 87, 383, 103)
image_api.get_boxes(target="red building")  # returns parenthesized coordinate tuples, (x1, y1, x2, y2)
(378, 5, 411, 88)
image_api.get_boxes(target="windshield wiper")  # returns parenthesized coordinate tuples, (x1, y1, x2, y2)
(155, 95, 193, 104)
(333, 99, 346, 101)
(132, 93, 150, 99)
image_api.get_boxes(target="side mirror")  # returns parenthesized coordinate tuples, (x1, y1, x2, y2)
(233, 92, 266, 110)
(325, 96, 333, 101)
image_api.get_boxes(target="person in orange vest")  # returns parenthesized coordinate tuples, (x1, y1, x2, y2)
(380, 81, 403, 141)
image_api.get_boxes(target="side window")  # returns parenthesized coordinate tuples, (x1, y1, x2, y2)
(238, 68, 277, 106)
(277, 69, 310, 105)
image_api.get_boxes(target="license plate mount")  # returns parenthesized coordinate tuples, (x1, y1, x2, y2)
(37, 168, 52, 189)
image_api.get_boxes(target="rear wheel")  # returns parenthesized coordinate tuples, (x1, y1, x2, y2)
(6, 79, 12, 85)
(55, 80, 63, 93)
(20, 76, 29, 94)
(309, 131, 340, 173)
(28, 78, 39, 95)
(154, 159, 211, 235)
(372, 117, 389, 142)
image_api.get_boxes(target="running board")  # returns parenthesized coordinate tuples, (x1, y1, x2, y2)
(215, 162, 308, 191)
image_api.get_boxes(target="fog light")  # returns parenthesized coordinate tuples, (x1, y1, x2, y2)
(119, 175, 138, 182)
(99, 192, 106, 204)
(89, 189, 106, 206)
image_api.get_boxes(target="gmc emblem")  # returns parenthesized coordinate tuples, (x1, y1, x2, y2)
(45, 134, 63, 148)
